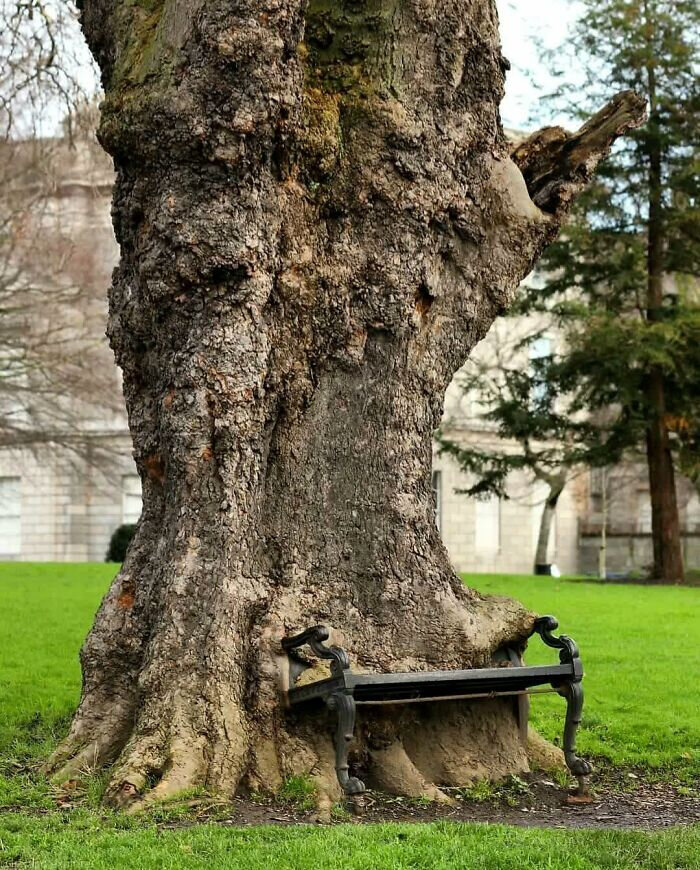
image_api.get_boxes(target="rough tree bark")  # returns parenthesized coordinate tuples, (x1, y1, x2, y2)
(48, 0, 645, 811)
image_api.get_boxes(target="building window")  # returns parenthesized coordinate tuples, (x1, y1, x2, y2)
(638, 499, 652, 534)
(122, 475, 143, 524)
(0, 477, 21, 555)
(529, 335, 553, 405)
(475, 495, 501, 556)
(431, 470, 442, 532)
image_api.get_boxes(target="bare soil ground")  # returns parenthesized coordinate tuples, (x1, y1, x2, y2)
(166, 770, 700, 832)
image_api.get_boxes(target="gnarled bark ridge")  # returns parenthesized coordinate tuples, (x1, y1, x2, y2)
(49, 0, 645, 811)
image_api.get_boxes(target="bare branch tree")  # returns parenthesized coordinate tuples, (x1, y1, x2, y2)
(1, 1, 121, 466)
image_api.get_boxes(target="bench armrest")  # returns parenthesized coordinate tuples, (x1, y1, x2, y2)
(532, 615, 580, 666)
(281, 624, 330, 652)
(281, 624, 350, 676)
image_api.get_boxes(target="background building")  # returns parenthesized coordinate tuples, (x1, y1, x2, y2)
(1, 136, 698, 573)
(432, 315, 587, 576)
(0, 136, 137, 561)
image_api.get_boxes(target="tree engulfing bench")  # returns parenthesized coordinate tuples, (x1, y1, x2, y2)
(281, 616, 592, 799)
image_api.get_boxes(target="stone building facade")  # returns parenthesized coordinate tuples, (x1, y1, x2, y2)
(0, 440, 137, 562)
(432, 313, 588, 576)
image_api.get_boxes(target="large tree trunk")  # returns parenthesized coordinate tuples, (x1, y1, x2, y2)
(643, 27, 684, 584)
(48, 0, 645, 810)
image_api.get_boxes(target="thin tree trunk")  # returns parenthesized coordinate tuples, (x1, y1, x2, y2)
(643, 8, 684, 583)
(534, 477, 565, 572)
(47, 0, 646, 810)
(598, 467, 608, 580)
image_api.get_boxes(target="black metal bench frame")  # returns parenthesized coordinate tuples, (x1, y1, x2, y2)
(282, 615, 592, 798)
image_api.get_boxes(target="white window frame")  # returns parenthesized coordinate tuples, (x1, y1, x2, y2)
(0, 476, 22, 556)
(121, 475, 143, 525)
(475, 495, 501, 556)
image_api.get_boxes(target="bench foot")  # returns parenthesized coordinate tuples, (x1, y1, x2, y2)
(326, 692, 365, 796)
(559, 681, 593, 794)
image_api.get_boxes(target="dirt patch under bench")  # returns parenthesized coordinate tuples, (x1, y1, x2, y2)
(172, 770, 700, 831)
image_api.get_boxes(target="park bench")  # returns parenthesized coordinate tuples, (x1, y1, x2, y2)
(281, 616, 592, 799)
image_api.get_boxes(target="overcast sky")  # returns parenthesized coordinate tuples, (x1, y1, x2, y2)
(497, 0, 581, 129)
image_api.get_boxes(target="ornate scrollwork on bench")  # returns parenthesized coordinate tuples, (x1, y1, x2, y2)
(531, 616, 592, 785)
(532, 615, 580, 665)
(281, 624, 350, 676)
(281, 625, 365, 796)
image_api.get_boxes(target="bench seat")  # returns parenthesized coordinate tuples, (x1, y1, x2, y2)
(289, 662, 579, 706)
(282, 616, 592, 798)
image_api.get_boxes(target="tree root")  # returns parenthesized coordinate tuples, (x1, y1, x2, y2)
(47, 697, 546, 816)
(368, 740, 452, 803)
(44, 702, 134, 785)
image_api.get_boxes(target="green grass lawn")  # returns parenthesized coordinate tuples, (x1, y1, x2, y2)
(468, 574, 700, 778)
(2, 813, 700, 870)
(0, 562, 116, 810)
(0, 563, 698, 869)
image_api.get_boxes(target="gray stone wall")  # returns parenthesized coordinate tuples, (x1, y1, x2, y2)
(579, 532, 700, 577)
(432, 440, 584, 577)
(0, 136, 137, 563)
(0, 438, 139, 561)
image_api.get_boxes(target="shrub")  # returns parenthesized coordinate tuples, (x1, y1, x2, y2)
(105, 523, 136, 562)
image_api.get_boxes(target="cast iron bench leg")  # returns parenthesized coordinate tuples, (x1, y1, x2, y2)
(558, 681, 593, 795)
(326, 691, 365, 796)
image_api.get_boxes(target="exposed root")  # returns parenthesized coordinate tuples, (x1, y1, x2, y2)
(527, 726, 566, 773)
(46, 742, 109, 786)
(144, 737, 208, 804)
(401, 700, 529, 786)
(103, 733, 168, 810)
(47, 704, 549, 812)
(45, 536, 161, 786)
(44, 706, 133, 785)
(368, 740, 452, 803)
(47, 572, 545, 810)
(308, 739, 342, 822)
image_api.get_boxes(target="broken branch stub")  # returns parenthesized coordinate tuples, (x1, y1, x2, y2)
(512, 90, 648, 215)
